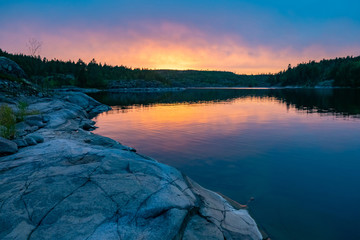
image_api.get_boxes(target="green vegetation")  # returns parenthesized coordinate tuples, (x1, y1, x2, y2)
(0, 48, 268, 88)
(269, 56, 360, 87)
(1, 48, 359, 88)
(0, 101, 40, 139)
(0, 104, 16, 139)
(17, 101, 28, 122)
(0, 72, 22, 83)
(154, 70, 268, 87)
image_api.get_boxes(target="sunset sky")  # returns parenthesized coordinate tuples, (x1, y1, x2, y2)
(1, 0, 360, 74)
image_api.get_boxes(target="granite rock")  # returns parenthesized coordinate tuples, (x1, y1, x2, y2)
(0, 137, 18, 156)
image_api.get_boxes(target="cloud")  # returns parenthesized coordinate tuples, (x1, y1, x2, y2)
(1, 21, 359, 74)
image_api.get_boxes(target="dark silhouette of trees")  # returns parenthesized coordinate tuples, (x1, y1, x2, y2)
(270, 56, 360, 87)
(1, 47, 358, 88)
(0, 48, 270, 88)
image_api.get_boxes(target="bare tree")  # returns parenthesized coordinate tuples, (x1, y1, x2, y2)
(27, 38, 42, 56)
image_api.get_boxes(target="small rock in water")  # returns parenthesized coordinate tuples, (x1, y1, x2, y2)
(82, 122, 93, 131)
(24, 136, 37, 146)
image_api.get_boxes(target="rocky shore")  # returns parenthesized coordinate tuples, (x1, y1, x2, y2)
(0, 58, 262, 240)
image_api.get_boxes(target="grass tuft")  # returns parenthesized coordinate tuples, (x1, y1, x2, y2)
(0, 104, 16, 139)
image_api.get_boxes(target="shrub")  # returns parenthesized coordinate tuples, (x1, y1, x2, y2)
(0, 104, 16, 139)
(17, 101, 28, 122)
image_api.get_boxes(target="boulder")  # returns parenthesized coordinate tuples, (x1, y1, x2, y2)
(0, 57, 27, 78)
(15, 122, 31, 137)
(81, 122, 94, 131)
(0, 137, 18, 155)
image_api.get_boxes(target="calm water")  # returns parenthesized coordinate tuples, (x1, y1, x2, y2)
(90, 88, 360, 240)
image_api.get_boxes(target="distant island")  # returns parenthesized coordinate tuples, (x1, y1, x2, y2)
(1, 48, 359, 89)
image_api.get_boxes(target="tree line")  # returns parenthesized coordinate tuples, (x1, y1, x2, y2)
(0, 48, 270, 88)
(0, 49, 169, 88)
(1, 48, 359, 88)
(268, 56, 360, 87)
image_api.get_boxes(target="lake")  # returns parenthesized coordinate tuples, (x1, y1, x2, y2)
(89, 88, 360, 240)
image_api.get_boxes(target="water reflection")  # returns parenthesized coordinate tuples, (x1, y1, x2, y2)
(90, 88, 360, 240)
(89, 88, 360, 118)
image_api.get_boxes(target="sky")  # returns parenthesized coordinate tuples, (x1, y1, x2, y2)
(1, 0, 360, 74)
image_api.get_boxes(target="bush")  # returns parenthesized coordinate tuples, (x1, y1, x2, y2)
(17, 101, 28, 122)
(0, 104, 16, 139)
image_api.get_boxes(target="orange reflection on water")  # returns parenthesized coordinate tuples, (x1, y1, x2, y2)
(93, 97, 302, 150)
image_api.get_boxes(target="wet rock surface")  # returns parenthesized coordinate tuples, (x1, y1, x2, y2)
(0, 91, 262, 240)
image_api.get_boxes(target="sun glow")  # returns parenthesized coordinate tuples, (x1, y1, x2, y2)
(1, 22, 357, 74)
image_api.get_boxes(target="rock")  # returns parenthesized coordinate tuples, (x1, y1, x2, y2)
(28, 134, 44, 143)
(0, 57, 27, 79)
(42, 115, 50, 123)
(28, 125, 39, 133)
(0, 137, 18, 155)
(24, 115, 45, 128)
(25, 119, 45, 128)
(12, 139, 28, 148)
(24, 115, 43, 122)
(183, 215, 224, 240)
(15, 122, 39, 136)
(61, 92, 111, 117)
(15, 122, 31, 137)
(82, 122, 93, 131)
(24, 136, 37, 146)
(0, 138, 262, 239)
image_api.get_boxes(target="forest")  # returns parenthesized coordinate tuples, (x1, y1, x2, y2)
(269, 56, 360, 87)
(1, 48, 359, 88)
(0, 49, 267, 88)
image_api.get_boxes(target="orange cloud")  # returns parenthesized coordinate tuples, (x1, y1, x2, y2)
(2, 22, 359, 74)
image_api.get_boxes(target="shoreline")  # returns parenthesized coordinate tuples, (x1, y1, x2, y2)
(0, 90, 263, 239)
(55, 85, 355, 95)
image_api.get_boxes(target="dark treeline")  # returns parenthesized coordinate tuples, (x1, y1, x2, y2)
(153, 70, 269, 87)
(0, 48, 169, 88)
(1, 48, 359, 88)
(0, 49, 268, 88)
(269, 56, 360, 87)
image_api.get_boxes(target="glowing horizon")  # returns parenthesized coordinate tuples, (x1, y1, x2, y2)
(1, 1, 360, 74)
